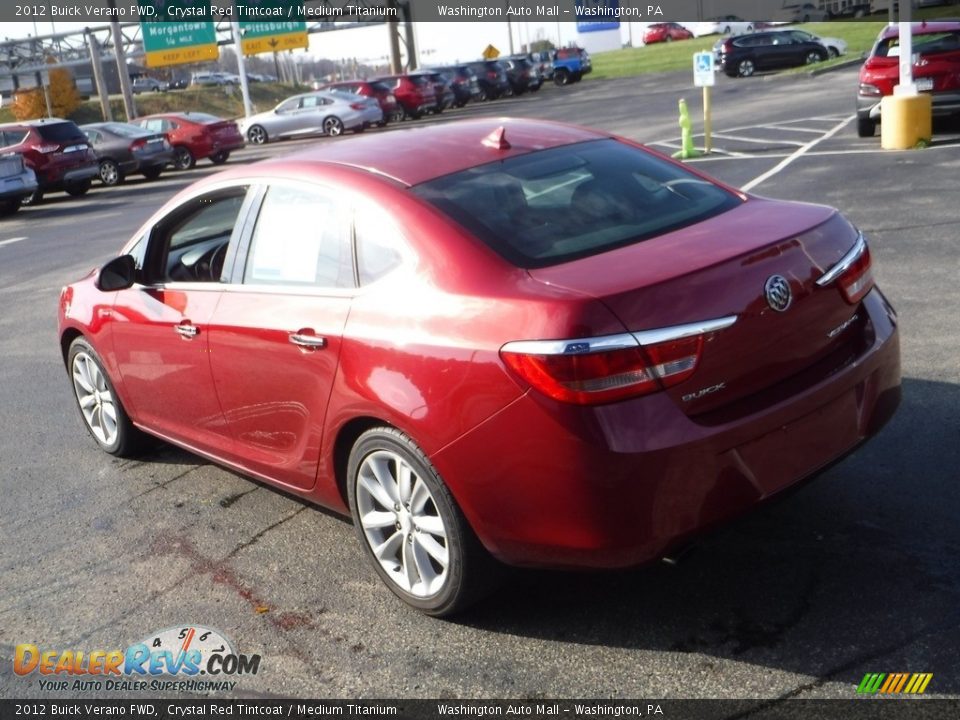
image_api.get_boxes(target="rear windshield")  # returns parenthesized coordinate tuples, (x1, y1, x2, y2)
(876, 30, 960, 57)
(102, 122, 151, 138)
(35, 122, 85, 143)
(369, 81, 392, 93)
(408, 75, 431, 87)
(184, 113, 223, 124)
(413, 139, 742, 268)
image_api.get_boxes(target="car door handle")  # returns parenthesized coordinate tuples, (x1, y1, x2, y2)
(175, 323, 199, 339)
(289, 332, 327, 349)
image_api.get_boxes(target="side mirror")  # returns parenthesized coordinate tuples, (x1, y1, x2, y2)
(96, 254, 136, 292)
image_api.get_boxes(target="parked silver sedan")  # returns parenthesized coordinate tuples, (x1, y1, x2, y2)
(239, 91, 383, 145)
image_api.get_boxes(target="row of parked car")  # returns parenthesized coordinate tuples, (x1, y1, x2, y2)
(0, 112, 246, 213)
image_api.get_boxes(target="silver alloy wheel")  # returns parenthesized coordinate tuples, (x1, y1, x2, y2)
(71, 351, 118, 447)
(356, 450, 449, 598)
(738, 59, 755, 77)
(99, 160, 119, 186)
(806, 51, 822, 65)
(247, 125, 267, 145)
(324, 116, 344, 136)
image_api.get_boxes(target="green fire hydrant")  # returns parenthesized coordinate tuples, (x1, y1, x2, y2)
(672, 98, 701, 160)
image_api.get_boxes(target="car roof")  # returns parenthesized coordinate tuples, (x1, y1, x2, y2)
(0, 117, 71, 128)
(249, 118, 610, 187)
(879, 20, 960, 38)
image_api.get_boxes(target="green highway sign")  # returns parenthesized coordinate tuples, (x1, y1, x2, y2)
(140, 1, 218, 67)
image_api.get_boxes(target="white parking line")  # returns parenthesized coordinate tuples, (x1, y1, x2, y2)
(711, 132, 808, 147)
(741, 115, 854, 192)
(755, 124, 826, 134)
(0, 236, 27, 248)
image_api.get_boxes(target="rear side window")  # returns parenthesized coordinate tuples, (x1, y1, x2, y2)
(35, 122, 85, 143)
(355, 207, 405, 285)
(413, 139, 742, 269)
(244, 185, 353, 289)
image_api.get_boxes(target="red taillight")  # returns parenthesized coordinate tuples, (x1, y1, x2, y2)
(35, 143, 60, 154)
(350, 102, 366, 110)
(816, 232, 874, 305)
(501, 332, 712, 405)
(487, 70, 497, 79)
(131, 138, 147, 151)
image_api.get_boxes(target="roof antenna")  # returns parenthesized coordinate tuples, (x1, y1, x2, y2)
(482, 126, 511, 150)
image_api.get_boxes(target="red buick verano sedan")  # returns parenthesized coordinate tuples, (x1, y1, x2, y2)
(58, 119, 901, 616)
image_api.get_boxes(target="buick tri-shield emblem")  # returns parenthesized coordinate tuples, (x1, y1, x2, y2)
(765, 275, 792, 312)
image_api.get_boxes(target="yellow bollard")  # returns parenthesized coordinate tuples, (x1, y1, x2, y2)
(880, 93, 933, 150)
(672, 98, 701, 160)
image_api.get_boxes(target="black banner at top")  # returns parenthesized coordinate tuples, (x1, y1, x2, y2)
(0, 0, 899, 24)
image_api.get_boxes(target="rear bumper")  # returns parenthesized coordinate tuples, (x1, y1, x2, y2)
(858, 90, 960, 120)
(0, 169, 38, 200)
(432, 288, 901, 570)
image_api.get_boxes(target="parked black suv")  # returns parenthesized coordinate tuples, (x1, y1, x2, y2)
(715, 31, 828, 78)
(466, 60, 512, 100)
(431, 65, 483, 107)
(501, 56, 542, 94)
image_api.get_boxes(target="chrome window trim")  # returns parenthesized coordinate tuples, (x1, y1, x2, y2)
(501, 315, 738, 356)
(816, 231, 866, 287)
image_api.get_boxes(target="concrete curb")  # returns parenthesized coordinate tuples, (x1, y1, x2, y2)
(808, 55, 866, 76)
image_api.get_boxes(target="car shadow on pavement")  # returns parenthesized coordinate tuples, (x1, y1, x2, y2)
(459, 376, 960, 693)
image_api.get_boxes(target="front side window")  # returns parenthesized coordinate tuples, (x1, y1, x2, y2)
(414, 139, 741, 268)
(243, 185, 353, 289)
(148, 189, 249, 284)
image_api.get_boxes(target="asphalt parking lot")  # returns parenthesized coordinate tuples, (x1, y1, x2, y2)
(1, 65, 959, 703)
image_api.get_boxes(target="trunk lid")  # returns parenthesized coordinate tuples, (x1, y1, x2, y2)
(527, 198, 865, 418)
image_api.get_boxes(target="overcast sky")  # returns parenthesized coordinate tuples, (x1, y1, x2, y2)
(0, 20, 643, 66)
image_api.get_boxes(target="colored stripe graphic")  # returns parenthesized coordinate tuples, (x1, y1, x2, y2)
(858, 672, 932, 694)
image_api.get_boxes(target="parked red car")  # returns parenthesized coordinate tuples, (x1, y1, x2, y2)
(130, 112, 244, 170)
(856, 21, 960, 137)
(0, 118, 99, 204)
(317, 80, 400, 125)
(643, 22, 695, 45)
(372, 74, 437, 119)
(59, 119, 900, 616)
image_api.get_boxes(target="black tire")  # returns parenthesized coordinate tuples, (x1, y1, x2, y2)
(0, 198, 22, 216)
(65, 180, 92, 197)
(554, 68, 571, 86)
(805, 50, 825, 65)
(210, 151, 230, 165)
(172, 146, 195, 171)
(98, 159, 123, 186)
(827, 47, 839, 59)
(67, 337, 148, 457)
(857, 116, 876, 138)
(247, 124, 268, 145)
(737, 58, 756, 77)
(347, 426, 502, 616)
(141, 167, 163, 181)
(323, 115, 345, 136)
(22, 189, 43, 206)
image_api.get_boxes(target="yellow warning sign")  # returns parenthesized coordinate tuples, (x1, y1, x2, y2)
(482, 44, 500, 60)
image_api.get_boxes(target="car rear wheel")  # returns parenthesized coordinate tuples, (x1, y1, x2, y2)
(173, 146, 195, 170)
(0, 198, 21, 215)
(247, 124, 268, 145)
(347, 427, 501, 616)
(65, 180, 92, 197)
(68, 337, 147, 457)
(554, 68, 571, 86)
(857, 116, 877, 138)
(141, 167, 163, 181)
(210, 151, 230, 165)
(22, 189, 43, 206)
(737, 58, 755, 77)
(98, 159, 123, 186)
(323, 116, 345, 136)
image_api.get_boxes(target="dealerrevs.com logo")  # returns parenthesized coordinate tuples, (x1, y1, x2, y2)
(14, 625, 261, 693)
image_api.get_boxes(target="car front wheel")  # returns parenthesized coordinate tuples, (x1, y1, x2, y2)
(347, 427, 500, 616)
(247, 124, 268, 145)
(98, 159, 123, 186)
(68, 337, 147, 457)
